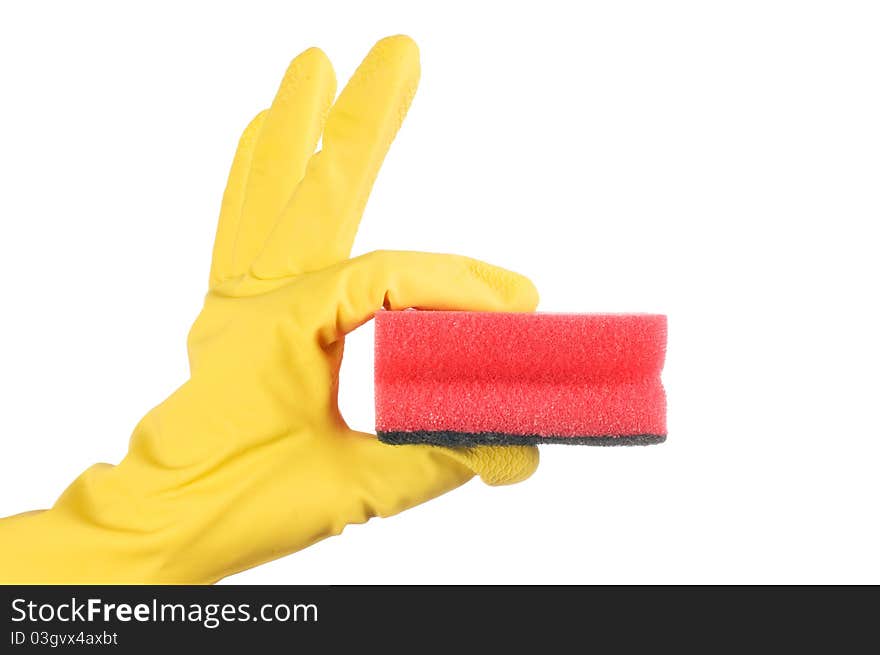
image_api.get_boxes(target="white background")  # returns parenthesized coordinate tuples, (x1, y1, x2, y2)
(0, 1, 878, 584)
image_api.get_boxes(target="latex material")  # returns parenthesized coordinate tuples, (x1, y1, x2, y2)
(0, 36, 539, 584)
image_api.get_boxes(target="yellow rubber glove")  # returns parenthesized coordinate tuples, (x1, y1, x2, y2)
(0, 36, 539, 584)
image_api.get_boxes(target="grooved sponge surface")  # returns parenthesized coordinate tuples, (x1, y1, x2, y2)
(375, 311, 667, 446)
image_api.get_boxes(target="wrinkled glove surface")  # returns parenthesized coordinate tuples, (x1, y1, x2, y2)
(0, 36, 539, 583)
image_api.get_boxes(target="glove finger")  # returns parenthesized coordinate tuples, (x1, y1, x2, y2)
(311, 250, 539, 345)
(338, 431, 538, 522)
(441, 444, 539, 486)
(233, 47, 336, 275)
(253, 36, 420, 279)
(209, 111, 267, 288)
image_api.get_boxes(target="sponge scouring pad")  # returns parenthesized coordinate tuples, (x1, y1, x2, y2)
(375, 311, 666, 446)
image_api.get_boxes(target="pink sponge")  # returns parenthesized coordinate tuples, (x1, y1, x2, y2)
(375, 311, 667, 446)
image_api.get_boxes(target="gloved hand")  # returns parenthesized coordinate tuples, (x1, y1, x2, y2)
(0, 36, 539, 583)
